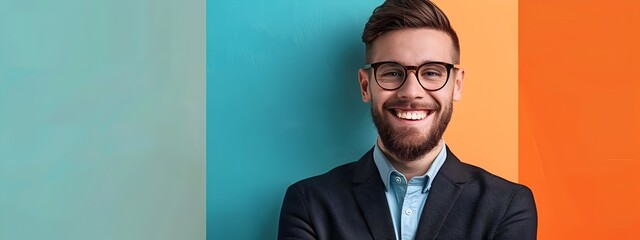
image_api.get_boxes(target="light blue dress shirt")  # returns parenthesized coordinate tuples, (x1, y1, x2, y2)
(373, 142, 447, 240)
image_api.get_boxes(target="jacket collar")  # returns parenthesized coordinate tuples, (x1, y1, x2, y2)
(352, 148, 396, 240)
(352, 146, 470, 240)
(414, 146, 469, 239)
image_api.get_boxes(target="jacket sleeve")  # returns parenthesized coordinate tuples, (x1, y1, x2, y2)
(278, 183, 317, 240)
(493, 186, 538, 240)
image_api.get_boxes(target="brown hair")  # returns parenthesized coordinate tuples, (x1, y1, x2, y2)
(362, 0, 460, 63)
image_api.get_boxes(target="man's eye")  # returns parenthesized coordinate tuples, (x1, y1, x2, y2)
(382, 71, 402, 77)
(422, 71, 442, 77)
(427, 71, 441, 76)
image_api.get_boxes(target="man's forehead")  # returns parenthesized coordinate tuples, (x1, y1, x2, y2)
(368, 28, 455, 64)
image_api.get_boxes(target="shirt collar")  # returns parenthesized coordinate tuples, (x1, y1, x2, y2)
(373, 141, 448, 193)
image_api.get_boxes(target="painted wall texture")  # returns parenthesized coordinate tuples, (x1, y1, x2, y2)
(0, 1, 206, 239)
(436, 0, 518, 182)
(208, 1, 379, 238)
(520, 1, 640, 239)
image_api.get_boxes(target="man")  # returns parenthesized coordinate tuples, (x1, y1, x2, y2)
(278, 0, 537, 239)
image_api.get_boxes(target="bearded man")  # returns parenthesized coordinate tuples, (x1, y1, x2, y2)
(278, 1, 537, 239)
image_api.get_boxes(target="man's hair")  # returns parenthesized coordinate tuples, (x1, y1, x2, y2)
(361, 0, 460, 63)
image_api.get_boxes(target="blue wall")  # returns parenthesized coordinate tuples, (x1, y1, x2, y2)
(208, 0, 382, 238)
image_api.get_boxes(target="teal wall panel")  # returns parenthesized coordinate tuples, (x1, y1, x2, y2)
(0, 1, 206, 239)
(208, 0, 382, 238)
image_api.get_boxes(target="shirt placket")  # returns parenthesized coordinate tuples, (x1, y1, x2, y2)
(400, 180, 422, 240)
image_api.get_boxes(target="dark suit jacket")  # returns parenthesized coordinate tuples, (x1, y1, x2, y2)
(278, 147, 537, 240)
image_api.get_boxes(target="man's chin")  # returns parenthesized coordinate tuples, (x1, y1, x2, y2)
(389, 125, 429, 142)
(393, 133, 426, 146)
(380, 135, 429, 161)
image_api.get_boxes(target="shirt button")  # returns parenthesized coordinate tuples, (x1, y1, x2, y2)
(405, 208, 413, 215)
(395, 177, 402, 183)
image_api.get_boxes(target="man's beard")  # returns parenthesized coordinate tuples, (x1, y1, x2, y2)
(371, 99, 453, 162)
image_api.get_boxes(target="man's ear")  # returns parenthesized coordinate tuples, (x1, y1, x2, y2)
(452, 68, 464, 101)
(358, 68, 371, 102)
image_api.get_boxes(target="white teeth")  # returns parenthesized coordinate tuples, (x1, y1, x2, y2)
(395, 110, 428, 120)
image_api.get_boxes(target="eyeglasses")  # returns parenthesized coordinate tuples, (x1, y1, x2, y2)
(364, 61, 459, 91)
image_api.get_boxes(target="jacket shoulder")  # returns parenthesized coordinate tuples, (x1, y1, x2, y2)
(456, 160, 533, 196)
(288, 161, 358, 191)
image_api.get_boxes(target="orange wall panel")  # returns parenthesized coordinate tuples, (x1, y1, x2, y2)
(520, 1, 640, 239)
(435, 0, 519, 182)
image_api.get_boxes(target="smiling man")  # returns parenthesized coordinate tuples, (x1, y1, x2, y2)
(278, 1, 537, 239)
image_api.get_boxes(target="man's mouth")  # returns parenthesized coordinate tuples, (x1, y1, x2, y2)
(391, 109, 433, 121)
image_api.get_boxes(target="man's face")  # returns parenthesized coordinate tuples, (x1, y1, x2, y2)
(358, 28, 464, 162)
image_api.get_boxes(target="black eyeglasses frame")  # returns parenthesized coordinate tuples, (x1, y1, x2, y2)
(364, 61, 460, 91)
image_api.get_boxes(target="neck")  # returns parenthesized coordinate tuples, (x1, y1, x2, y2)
(377, 138, 444, 181)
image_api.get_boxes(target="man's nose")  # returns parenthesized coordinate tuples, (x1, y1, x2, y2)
(397, 71, 425, 99)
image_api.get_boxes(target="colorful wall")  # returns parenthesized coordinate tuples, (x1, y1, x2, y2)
(1, 0, 638, 239)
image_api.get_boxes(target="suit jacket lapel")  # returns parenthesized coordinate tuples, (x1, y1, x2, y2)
(352, 148, 396, 240)
(414, 147, 469, 240)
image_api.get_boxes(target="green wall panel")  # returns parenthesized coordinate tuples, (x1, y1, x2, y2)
(0, 1, 206, 239)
